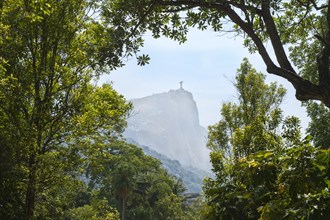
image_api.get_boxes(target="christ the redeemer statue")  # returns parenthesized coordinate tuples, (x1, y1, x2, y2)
(179, 81, 183, 89)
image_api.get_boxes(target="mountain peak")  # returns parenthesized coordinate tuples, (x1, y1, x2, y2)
(168, 88, 192, 95)
(124, 89, 211, 171)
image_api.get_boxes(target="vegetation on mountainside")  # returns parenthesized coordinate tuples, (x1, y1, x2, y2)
(132, 140, 211, 193)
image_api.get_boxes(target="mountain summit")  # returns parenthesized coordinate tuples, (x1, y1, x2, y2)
(124, 88, 211, 171)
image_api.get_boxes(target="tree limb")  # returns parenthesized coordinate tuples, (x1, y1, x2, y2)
(152, 0, 330, 107)
(261, 0, 295, 73)
(310, 0, 328, 10)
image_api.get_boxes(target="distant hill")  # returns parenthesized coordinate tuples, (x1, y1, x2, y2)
(124, 88, 211, 171)
(126, 138, 211, 193)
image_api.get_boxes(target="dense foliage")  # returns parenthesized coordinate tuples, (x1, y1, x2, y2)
(204, 59, 330, 219)
(288, 10, 330, 150)
(0, 1, 189, 219)
(69, 140, 189, 220)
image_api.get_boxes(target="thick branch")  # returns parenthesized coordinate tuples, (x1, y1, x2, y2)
(156, 1, 296, 80)
(153, 0, 330, 107)
(220, 5, 301, 88)
(234, 1, 326, 104)
(261, 0, 295, 72)
(316, 1, 330, 87)
(317, 44, 330, 86)
(310, 0, 328, 10)
(224, 7, 275, 69)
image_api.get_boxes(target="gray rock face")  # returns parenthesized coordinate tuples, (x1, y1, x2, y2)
(124, 88, 211, 171)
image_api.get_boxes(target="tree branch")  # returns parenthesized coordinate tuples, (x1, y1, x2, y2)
(316, 1, 330, 86)
(310, 0, 328, 10)
(261, 0, 295, 73)
(152, 0, 330, 107)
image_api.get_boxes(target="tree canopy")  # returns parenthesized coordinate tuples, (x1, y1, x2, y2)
(106, 0, 330, 107)
(204, 58, 330, 219)
(0, 1, 188, 219)
(208, 58, 286, 155)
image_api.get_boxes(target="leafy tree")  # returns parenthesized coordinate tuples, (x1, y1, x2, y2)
(0, 1, 193, 219)
(203, 59, 330, 219)
(205, 137, 330, 219)
(207, 58, 286, 156)
(0, 0, 145, 219)
(86, 140, 189, 220)
(305, 102, 330, 148)
(205, 58, 288, 218)
(105, 0, 330, 107)
(65, 205, 120, 220)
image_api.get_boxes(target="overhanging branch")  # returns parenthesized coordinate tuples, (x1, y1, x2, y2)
(261, 0, 295, 73)
(152, 0, 330, 106)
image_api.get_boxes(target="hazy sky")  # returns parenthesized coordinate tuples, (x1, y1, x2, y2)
(99, 28, 309, 129)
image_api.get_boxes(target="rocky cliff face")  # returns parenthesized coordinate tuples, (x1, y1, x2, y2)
(124, 88, 211, 171)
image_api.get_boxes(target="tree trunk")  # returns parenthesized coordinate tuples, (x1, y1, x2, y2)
(122, 197, 125, 220)
(25, 153, 37, 220)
